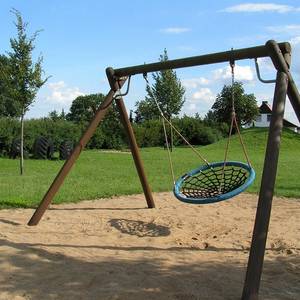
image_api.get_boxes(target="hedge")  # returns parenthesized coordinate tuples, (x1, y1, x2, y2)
(0, 116, 228, 157)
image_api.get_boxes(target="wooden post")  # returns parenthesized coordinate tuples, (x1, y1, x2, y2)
(266, 40, 300, 122)
(28, 87, 120, 225)
(241, 71, 288, 300)
(115, 97, 155, 208)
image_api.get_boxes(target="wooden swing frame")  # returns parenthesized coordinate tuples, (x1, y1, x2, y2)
(28, 40, 300, 300)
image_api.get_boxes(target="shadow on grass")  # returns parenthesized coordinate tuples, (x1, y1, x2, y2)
(0, 239, 299, 300)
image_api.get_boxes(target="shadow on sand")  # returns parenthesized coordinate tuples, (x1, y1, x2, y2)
(0, 238, 299, 300)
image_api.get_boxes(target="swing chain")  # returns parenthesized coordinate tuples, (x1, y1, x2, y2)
(230, 49, 236, 115)
(143, 73, 176, 183)
(222, 52, 252, 169)
(143, 72, 217, 188)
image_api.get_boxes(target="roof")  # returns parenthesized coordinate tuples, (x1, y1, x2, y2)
(283, 118, 299, 128)
(259, 101, 272, 114)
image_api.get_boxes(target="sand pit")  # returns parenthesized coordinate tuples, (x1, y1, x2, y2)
(0, 192, 299, 299)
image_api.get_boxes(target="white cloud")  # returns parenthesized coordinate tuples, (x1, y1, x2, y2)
(289, 36, 300, 76)
(261, 25, 300, 76)
(160, 27, 191, 34)
(187, 103, 197, 112)
(46, 81, 85, 105)
(48, 81, 65, 90)
(290, 36, 300, 45)
(182, 65, 254, 116)
(222, 3, 298, 13)
(182, 77, 210, 88)
(183, 88, 215, 115)
(267, 24, 300, 35)
(212, 65, 254, 82)
(192, 88, 215, 104)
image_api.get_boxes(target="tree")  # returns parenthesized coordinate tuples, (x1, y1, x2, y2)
(211, 82, 259, 128)
(135, 49, 185, 150)
(48, 109, 66, 121)
(134, 98, 158, 123)
(0, 55, 20, 117)
(6, 9, 48, 174)
(67, 93, 124, 149)
(203, 110, 217, 125)
(67, 94, 104, 123)
(129, 110, 133, 123)
(135, 49, 185, 122)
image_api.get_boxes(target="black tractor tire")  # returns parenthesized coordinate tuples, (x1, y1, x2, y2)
(0, 137, 7, 156)
(33, 137, 54, 159)
(59, 140, 73, 160)
(9, 138, 29, 159)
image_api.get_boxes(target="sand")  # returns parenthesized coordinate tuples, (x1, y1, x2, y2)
(0, 192, 299, 300)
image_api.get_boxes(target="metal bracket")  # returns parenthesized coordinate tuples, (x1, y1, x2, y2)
(254, 58, 276, 84)
(114, 75, 131, 99)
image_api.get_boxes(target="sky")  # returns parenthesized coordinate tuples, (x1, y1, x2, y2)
(1, 1, 300, 124)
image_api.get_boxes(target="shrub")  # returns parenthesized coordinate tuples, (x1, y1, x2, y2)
(133, 116, 225, 147)
(0, 114, 227, 157)
(0, 117, 81, 156)
(133, 119, 164, 147)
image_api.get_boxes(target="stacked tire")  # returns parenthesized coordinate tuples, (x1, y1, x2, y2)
(59, 140, 73, 160)
(33, 137, 54, 159)
(9, 138, 29, 159)
(0, 137, 7, 156)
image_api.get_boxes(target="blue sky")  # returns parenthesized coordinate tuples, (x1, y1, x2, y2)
(1, 1, 300, 124)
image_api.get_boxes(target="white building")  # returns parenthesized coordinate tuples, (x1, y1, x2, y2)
(253, 101, 300, 133)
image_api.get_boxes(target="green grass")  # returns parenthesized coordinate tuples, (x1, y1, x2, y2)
(1, 127, 300, 208)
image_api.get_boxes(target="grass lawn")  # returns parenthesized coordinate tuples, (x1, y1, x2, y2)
(0, 127, 300, 208)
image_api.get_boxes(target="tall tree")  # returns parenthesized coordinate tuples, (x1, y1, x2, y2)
(67, 94, 104, 123)
(0, 55, 20, 117)
(135, 49, 185, 150)
(67, 93, 123, 148)
(135, 49, 185, 122)
(211, 82, 259, 128)
(7, 9, 48, 174)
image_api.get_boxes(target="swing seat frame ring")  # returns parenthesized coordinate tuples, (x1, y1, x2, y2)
(174, 161, 255, 204)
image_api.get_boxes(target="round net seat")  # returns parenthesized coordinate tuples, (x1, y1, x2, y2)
(173, 161, 255, 204)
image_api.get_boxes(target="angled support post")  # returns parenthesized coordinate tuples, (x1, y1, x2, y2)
(106, 68, 155, 208)
(266, 40, 300, 122)
(116, 97, 155, 208)
(241, 69, 288, 299)
(28, 84, 124, 226)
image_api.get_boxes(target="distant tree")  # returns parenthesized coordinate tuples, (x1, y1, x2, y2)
(6, 9, 48, 174)
(129, 110, 133, 123)
(211, 82, 259, 128)
(194, 112, 201, 120)
(48, 109, 66, 121)
(134, 98, 158, 123)
(203, 110, 217, 125)
(135, 49, 185, 122)
(60, 108, 66, 120)
(48, 110, 59, 121)
(135, 49, 185, 150)
(67, 94, 104, 123)
(67, 93, 123, 148)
